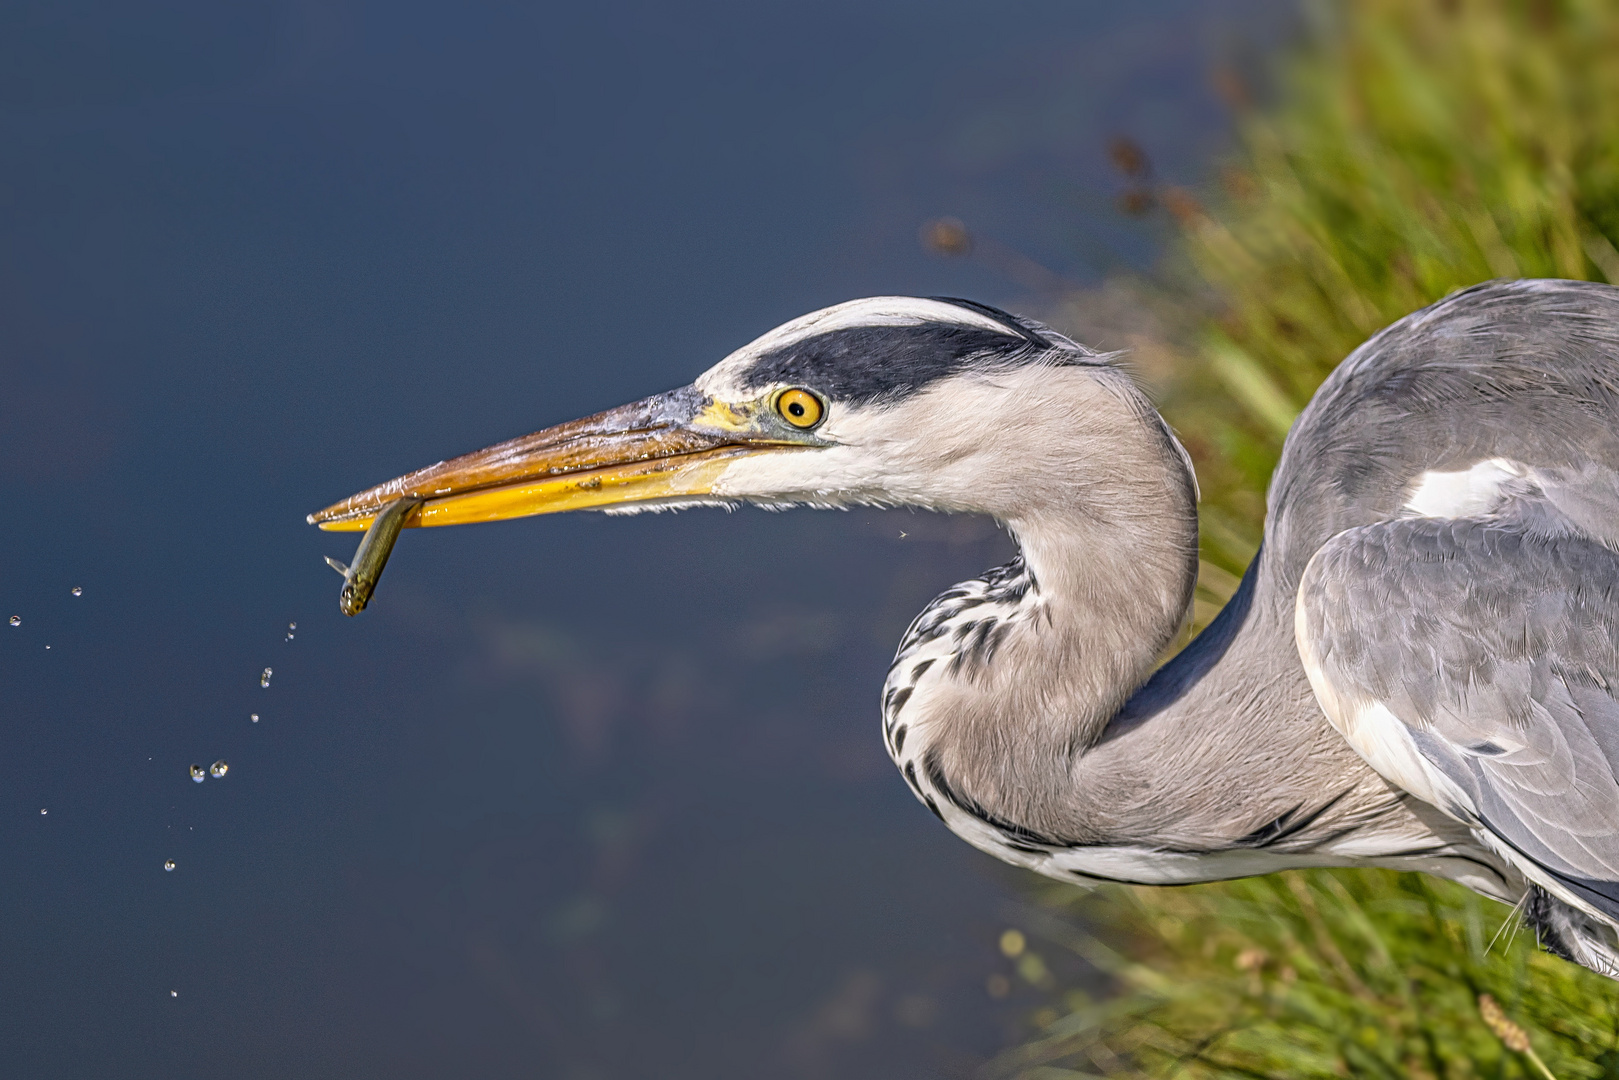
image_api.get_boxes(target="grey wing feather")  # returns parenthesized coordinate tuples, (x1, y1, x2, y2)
(1299, 509, 1619, 918)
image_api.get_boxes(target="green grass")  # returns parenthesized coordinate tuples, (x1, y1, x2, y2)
(1158, 0, 1619, 586)
(994, 870, 1619, 1078)
(994, 0, 1619, 1075)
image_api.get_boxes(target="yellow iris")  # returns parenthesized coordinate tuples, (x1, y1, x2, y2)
(776, 388, 824, 428)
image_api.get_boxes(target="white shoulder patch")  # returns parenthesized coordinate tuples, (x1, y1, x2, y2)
(1403, 458, 1526, 518)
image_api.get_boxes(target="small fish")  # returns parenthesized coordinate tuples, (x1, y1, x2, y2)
(327, 496, 422, 616)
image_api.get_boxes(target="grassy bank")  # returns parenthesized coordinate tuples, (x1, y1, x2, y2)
(992, 0, 1619, 1075)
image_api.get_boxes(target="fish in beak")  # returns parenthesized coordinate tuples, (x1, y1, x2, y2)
(308, 384, 827, 613)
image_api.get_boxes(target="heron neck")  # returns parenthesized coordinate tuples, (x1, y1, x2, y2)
(1011, 505, 1202, 738)
(903, 475, 1200, 842)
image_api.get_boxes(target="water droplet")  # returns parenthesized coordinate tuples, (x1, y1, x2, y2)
(163, 859, 175, 872)
(71, 586, 82, 596)
(209, 760, 228, 779)
(190, 764, 205, 783)
(250, 713, 259, 723)
(8, 616, 18, 627)
(260, 667, 272, 688)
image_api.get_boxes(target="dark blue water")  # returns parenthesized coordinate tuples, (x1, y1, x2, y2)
(0, 2, 1274, 1076)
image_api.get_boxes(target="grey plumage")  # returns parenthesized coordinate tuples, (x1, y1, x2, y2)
(313, 280, 1619, 978)
(1284, 280, 1619, 974)
(879, 280, 1619, 977)
(1280, 279, 1619, 972)
(1300, 516, 1619, 968)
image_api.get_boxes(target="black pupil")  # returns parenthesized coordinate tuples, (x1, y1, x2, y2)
(788, 401, 805, 416)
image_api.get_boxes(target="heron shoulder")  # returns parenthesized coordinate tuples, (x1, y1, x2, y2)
(1267, 278, 1619, 582)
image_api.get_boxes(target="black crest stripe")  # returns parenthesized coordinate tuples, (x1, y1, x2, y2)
(738, 322, 1034, 405)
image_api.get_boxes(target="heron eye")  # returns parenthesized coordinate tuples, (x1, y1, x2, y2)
(776, 388, 824, 429)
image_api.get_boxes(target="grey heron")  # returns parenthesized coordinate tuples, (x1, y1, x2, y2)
(311, 278, 1619, 978)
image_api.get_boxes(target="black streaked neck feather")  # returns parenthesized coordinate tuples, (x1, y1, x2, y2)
(884, 459, 1201, 843)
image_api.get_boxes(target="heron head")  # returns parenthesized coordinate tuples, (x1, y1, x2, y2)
(308, 297, 1181, 532)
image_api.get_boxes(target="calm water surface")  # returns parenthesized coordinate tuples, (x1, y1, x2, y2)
(0, 2, 1278, 1075)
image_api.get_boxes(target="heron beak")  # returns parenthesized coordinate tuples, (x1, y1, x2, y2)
(307, 387, 809, 531)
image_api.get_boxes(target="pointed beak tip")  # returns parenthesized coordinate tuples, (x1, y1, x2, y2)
(304, 387, 809, 531)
